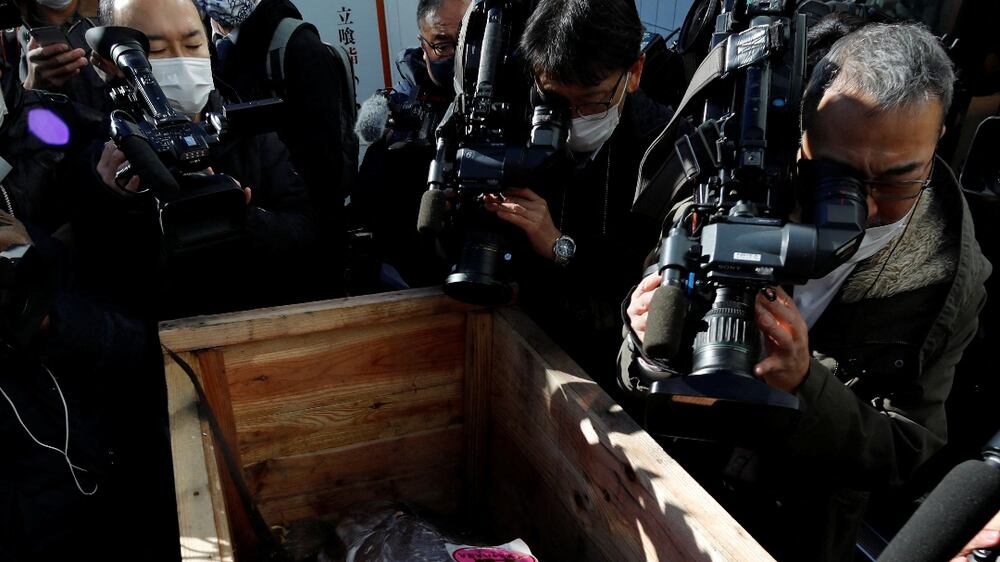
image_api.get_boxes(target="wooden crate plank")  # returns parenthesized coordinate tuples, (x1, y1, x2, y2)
(221, 313, 465, 422)
(490, 308, 774, 562)
(485, 428, 608, 562)
(464, 311, 493, 511)
(197, 350, 258, 560)
(235, 380, 463, 464)
(165, 352, 234, 562)
(257, 464, 464, 525)
(159, 288, 475, 352)
(244, 426, 464, 507)
(231, 368, 462, 428)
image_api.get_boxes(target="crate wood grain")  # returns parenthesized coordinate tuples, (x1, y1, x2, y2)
(161, 288, 774, 562)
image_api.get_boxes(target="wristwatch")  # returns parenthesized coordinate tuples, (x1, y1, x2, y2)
(552, 234, 576, 267)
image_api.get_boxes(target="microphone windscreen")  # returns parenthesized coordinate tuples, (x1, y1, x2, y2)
(879, 460, 1000, 562)
(355, 94, 390, 144)
(417, 189, 447, 235)
(643, 284, 688, 360)
(117, 135, 180, 197)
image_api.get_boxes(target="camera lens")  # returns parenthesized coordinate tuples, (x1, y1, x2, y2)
(444, 227, 513, 305)
(691, 287, 759, 378)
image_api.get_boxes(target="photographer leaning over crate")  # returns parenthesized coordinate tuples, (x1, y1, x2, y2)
(483, 0, 680, 388)
(15, 0, 111, 111)
(196, 0, 358, 298)
(84, 0, 320, 319)
(620, 23, 991, 561)
(352, 0, 468, 291)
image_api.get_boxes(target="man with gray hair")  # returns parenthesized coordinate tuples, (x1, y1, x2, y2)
(621, 23, 991, 561)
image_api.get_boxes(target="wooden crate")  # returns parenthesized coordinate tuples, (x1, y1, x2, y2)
(159, 288, 773, 562)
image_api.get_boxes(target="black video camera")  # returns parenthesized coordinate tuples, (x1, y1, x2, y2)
(374, 87, 452, 150)
(628, 0, 869, 444)
(416, 0, 569, 305)
(85, 26, 281, 255)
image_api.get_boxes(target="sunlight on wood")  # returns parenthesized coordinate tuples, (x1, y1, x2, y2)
(180, 536, 234, 562)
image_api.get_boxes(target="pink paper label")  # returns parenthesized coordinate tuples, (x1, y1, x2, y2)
(451, 547, 538, 562)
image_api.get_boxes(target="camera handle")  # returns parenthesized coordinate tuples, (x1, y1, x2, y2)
(109, 111, 181, 199)
(633, 12, 807, 221)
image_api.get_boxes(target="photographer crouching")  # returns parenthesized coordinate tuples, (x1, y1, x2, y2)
(621, 23, 991, 561)
(490, 0, 680, 387)
(83, 0, 320, 320)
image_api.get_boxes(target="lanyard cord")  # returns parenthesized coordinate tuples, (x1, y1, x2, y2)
(0, 359, 98, 496)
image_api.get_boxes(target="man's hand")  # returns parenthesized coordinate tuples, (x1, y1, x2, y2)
(97, 141, 142, 194)
(484, 187, 561, 260)
(23, 37, 88, 91)
(205, 167, 252, 204)
(97, 146, 252, 203)
(626, 272, 662, 344)
(755, 287, 811, 393)
(950, 512, 1000, 562)
(0, 210, 32, 251)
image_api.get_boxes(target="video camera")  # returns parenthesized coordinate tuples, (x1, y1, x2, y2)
(416, 0, 569, 305)
(85, 26, 282, 254)
(373, 87, 453, 150)
(628, 0, 869, 443)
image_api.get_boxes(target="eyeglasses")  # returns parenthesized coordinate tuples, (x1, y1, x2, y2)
(863, 160, 935, 202)
(418, 36, 457, 58)
(536, 70, 629, 122)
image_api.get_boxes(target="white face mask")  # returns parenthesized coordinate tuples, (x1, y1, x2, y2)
(149, 57, 215, 118)
(567, 73, 629, 154)
(36, 0, 74, 9)
(855, 212, 912, 257)
(793, 202, 917, 328)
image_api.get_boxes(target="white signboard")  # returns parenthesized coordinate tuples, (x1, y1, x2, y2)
(295, 0, 390, 102)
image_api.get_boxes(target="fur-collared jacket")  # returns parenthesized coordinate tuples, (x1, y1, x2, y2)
(618, 158, 992, 561)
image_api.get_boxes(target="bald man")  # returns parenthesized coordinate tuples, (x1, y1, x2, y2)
(87, 0, 321, 317)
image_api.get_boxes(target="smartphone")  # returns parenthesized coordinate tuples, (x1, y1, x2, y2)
(29, 26, 69, 48)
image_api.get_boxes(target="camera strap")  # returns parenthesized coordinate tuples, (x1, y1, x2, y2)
(634, 14, 791, 222)
(632, 39, 729, 222)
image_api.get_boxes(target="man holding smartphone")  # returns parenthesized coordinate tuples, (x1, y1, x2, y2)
(19, 0, 109, 111)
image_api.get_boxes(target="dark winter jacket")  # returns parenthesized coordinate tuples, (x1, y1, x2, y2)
(0, 91, 176, 562)
(213, 0, 355, 292)
(0, 85, 106, 233)
(391, 47, 454, 104)
(516, 89, 675, 389)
